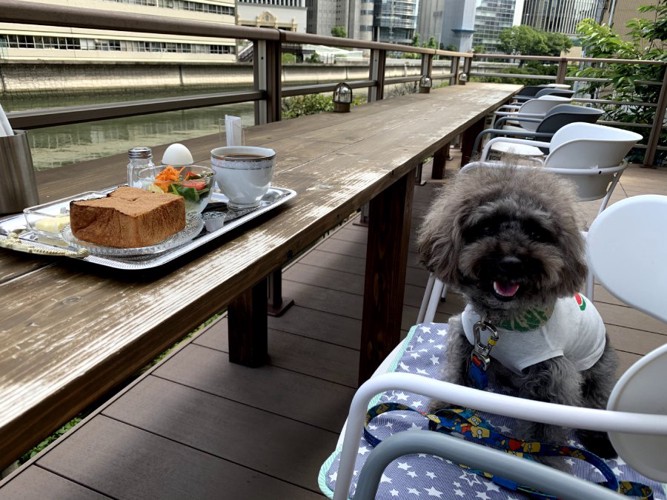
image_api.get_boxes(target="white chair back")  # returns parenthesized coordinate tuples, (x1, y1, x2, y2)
(587, 195, 667, 479)
(545, 123, 643, 169)
(587, 195, 667, 323)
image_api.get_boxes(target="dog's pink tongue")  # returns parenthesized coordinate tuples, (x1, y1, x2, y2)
(494, 281, 520, 297)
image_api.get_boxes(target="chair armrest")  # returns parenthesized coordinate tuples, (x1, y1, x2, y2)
(333, 372, 667, 500)
(495, 115, 541, 128)
(481, 137, 551, 161)
(472, 129, 554, 155)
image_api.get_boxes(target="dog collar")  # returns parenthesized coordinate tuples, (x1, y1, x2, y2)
(496, 305, 554, 332)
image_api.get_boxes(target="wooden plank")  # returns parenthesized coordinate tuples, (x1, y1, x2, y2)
(281, 281, 363, 320)
(0, 467, 109, 500)
(99, 377, 341, 491)
(153, 343, 355, 430)
(0, 250, 51, 284)
(194, 319, 360, 386)
(596, 301, 667, 335)
(36, 415, 322, 500)
(284, 263, 365, 295)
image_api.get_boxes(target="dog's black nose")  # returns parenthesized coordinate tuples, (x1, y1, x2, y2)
(497, 256, 523, 275)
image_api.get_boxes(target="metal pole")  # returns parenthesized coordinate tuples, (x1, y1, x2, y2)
(644, 65, 667, 167)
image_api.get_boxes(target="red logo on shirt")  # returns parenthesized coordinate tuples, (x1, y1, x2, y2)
(574, 293, 586, 311)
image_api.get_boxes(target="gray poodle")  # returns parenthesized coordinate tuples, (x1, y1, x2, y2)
(417, 163, 618, 458)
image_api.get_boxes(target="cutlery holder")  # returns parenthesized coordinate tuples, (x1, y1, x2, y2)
(0, 130, 39, 215)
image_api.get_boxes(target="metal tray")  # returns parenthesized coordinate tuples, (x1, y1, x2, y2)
(0, 186, 296, 270)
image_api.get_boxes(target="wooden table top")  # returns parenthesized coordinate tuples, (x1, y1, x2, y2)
(0, 82, 521, 467)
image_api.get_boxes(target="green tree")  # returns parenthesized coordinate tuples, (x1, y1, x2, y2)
(499, 25, 572, 56)
(331, 26, 347, 38)
(307, 52, 322, 63)
(576, 2, 666, 127)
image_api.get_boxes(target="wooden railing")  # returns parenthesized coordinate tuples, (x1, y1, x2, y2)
(0, 0, 469, 126)
(1, 0, 665, 166)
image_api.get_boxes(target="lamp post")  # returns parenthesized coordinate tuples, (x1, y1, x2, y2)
(333, 83, 353, 113)
(419, 75, 432, 94)
(458, 73, 468, 85)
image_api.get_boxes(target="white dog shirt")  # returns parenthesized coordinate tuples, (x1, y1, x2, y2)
(462, 293, 606, 374)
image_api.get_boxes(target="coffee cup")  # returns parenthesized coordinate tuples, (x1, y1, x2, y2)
(210, 146, 276, 211)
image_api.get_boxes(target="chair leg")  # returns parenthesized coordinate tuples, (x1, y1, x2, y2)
(424, 279, 446, 323)
(418, 274, 447, 324)
(586, 270, 594, 301)
(417, 273, 436, 323)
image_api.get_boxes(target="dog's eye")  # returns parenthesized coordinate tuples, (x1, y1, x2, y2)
(523, 220, 553, 243)
(463, 221, 496, 242)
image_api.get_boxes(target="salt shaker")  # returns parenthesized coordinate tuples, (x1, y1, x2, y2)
(127, 146, 154, 187)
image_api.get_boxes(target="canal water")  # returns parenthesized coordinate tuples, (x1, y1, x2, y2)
(4, 89, 255, 170)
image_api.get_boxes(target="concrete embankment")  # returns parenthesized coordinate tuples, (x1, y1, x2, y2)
(0, 60, 455, 95)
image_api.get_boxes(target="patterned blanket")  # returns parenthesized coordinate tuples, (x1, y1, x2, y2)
(319, 322, 666, 499)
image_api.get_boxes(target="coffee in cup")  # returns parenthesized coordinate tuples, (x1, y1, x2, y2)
(210, 146, 276, 211)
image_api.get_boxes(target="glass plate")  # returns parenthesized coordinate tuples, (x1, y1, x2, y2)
(61, 212, 204, 257)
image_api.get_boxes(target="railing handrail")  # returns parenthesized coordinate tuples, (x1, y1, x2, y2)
(476, 52, 666, 66)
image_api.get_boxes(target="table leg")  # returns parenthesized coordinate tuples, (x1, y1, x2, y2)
(228, 277, 268, 367)
(431, 144, 450, 180)
(267, 269, 295, 317)
(359, 171, 415, 384)
(460, 117, 486, 166)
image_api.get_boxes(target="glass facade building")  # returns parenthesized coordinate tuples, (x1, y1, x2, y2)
(472, 0, 521, 53)
(522, 0, 604, 36)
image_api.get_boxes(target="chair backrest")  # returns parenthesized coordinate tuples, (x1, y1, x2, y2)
(586, 195, 667, 479)
(535, 87, 576, 99)
(515, 96, 572, 130)
(587, 195, 667, 323)
(513, 85, 544, 102)
(535, 105, 604, 134)
(546, 123, 643, 166)
(518, 95, 571, 115)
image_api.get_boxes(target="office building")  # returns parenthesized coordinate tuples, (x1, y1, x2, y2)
(522, 0, 605, 36)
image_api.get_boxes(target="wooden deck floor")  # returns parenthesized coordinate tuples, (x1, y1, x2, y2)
(2, 161, 667, 499)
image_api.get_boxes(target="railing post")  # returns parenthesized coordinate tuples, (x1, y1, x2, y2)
(463, 53, 473, 79)
(368, 48, 386, 102)
(450, 56, 460, 86)
(644, 64, 667, 167)
(253, 35, 292, 315)
(254, 38, 282, 125)
(556, 57, 568, 85)
(420, 52, 433, 82)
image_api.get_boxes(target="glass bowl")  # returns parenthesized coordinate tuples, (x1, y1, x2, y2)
(136, 164, 214, 213)
(23, 191, 103, 236)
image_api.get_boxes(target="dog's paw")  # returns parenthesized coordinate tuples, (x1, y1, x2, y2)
(576, 429, 618, 459)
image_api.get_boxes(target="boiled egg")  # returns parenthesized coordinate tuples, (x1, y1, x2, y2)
(161, 143, 194, 166)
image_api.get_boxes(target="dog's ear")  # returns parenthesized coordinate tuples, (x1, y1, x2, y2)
(417, 193, 468, 284)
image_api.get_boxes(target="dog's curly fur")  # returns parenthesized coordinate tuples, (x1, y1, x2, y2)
(417, 163, 618, 458)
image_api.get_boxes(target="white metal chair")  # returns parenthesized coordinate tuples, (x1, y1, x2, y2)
(417, 123, 643, 323)
(493, 95, 572, 129)
(325, 195, 667, 500)
(472, 104, 604, 158)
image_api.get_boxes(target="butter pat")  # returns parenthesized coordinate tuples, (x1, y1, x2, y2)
(35, 215, 70, 234)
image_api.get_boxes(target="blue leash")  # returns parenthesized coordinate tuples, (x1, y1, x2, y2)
(364, 402, 653, 499)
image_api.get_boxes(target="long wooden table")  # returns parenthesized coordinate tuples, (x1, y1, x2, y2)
(0, 82, 521, 468)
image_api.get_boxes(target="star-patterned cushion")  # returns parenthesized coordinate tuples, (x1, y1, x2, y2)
(318, 323, 667, 499)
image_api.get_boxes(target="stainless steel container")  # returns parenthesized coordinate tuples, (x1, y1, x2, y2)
(0, 130, 39, 214)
